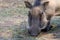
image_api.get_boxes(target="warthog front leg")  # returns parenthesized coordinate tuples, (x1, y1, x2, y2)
(41, 20, 52, 32)
(41, 15, 53, 32)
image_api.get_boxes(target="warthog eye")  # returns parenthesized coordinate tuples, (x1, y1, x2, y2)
(39, 12, 43, 20)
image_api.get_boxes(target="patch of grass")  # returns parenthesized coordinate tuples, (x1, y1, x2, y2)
(0, 7, 28, 17)
(11, 21, 36, 40)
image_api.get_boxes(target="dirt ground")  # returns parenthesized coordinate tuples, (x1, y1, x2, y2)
(0, 0, 60, 40)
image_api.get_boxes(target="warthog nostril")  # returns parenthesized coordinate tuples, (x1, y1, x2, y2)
(30, 33, 38, 36)
(28, 30, 40, 36)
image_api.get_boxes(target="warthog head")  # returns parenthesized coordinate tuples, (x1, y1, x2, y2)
(24, 1, 49, 36)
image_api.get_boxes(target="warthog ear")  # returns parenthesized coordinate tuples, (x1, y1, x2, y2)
(43, 1, 49, 9)
(24, 1, 32, 9)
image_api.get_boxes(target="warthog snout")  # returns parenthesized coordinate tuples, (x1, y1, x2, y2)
(27, 11, 43, 36)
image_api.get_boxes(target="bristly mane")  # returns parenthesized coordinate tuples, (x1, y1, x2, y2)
(34, 0, 41, 6)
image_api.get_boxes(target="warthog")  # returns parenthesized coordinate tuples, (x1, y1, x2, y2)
(24, 0, 60, 36)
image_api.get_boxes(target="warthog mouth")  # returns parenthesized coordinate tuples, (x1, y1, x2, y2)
(28, 29, 41, 36)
